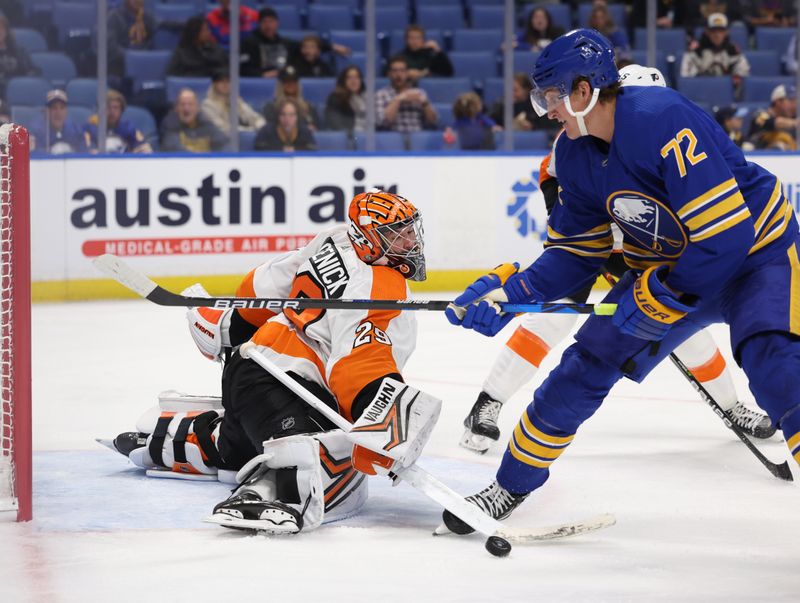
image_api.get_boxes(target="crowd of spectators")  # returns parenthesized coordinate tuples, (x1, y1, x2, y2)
(0, 0, 797, 154)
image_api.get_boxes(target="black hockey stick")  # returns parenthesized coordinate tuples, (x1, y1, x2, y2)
(92, 254, 618, 315)
(601, 272, 793, 481)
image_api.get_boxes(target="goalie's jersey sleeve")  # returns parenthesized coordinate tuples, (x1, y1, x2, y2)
(248, 226, 417, 422)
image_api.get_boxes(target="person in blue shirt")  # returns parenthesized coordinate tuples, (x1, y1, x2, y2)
(443, 29, 800, 530)
(29, 89, 90, 155)
(85, 89, 152, 153)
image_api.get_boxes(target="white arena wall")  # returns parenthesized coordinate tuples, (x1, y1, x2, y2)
(30, 152, 800, 301)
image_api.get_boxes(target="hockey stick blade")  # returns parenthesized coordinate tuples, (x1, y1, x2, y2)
(93, 253, 616, 315)
(433, 512, 616, 544)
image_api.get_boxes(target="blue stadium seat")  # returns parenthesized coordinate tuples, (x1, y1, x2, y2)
(577, 3, 627, 29)
(511, 51, 541, 75)
(239, 78, 277, 109)
(470, 6, 504, 30)
(432, 102, 452, 127)
(375, 7, 409, 32)
(30, 52, 76, 88)
(65, 78, 99, 107)
(122, 105, 158, 144)
(677, 76, 734, 105)
(495, 130, 550, 151)
(481, 77, 504, 104)
(742, 76, 794, 103)
(281, 30, 319, 43)
(420, 0, 461, 4)
(416, 5, 465, 32)
(755, 27, 794, 55)
(419, 77, 472, 104)
(153, 3, 197, 25)
(307, 5, 355, 31)
(408, 131, 448, 151)
(300, 78, 336, 106)
(51, 2, 96, 46)
(387, 29, 444, 57)
(6, 77, 52, 106)
(12, 28, 48, 53)
(10, 106, 46, 131)
(518, 4, 572, 32)
(329, 30, 368, 53)
(166, 76, 211, 102)
(634, 28, 688, 56)
(124, 50, 171, 92)
(352, 132, 407, 151)
(449, 51, 498, 81)
(452, 30, 503, 52)
(270, 5, 303, 30)
(161, 0, 205, 10)
(744, 50, 781, 77)
(314, 131, 350, 151)
(65, 105, 92, 129)
(239, 130, 257, 152)
(335, 52, 383, 78)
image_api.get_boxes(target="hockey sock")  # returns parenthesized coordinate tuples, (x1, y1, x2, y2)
(673, 330, 737, 411)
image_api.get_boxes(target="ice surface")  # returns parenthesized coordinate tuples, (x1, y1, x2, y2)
(1, 298, 798, 602)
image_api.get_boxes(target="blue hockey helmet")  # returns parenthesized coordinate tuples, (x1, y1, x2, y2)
(529, 28, 619, 118)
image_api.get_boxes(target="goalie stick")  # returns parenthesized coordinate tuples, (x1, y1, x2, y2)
(237, 342, 615, 555)
(601, 272, 793, 482)
(92, 254, 617, 315)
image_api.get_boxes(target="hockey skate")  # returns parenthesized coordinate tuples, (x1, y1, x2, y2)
(440, 480, 529, 535)
(726, 401, 776, 439)
(208, 491, 304, 534)
(460, 392, 502, 454)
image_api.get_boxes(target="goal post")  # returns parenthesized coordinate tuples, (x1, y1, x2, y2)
(0, 124, 32, 522)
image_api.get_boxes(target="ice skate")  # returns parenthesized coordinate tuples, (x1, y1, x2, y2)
(206, 492, 303, 534)
(460, 392, 502, 454)
(726, 401, 776, 439)
(440, 480, 528, 535)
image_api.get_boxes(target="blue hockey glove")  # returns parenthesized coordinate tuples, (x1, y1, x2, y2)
(612, 265, 695, 341)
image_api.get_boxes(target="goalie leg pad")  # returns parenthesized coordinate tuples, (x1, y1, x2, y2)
(316, 430, 368, 524)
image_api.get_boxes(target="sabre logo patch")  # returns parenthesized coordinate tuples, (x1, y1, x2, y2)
(606, 190, 687, 258)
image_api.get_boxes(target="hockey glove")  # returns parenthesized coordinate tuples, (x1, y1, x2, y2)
(612, 265, 695, 341)
(183, 283, 232, 362)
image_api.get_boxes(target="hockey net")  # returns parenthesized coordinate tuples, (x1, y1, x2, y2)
(0, 124, 32, 522)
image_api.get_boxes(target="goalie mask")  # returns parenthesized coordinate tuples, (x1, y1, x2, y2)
(347, 190, 426, 281)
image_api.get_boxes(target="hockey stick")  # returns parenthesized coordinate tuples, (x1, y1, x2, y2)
(601, 272, 793, 482)
(238, 342, 615, 554)
(92, 254, 617, 315)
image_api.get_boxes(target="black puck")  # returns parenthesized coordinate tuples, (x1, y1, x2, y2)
(485, 535, 511, 557)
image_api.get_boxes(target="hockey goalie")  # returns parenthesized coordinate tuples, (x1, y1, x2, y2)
(108, 190, 442, 534)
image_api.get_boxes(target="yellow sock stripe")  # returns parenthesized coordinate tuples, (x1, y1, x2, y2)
(787, 431, 800, 454)
(512, 424, 569, 460)
(520, 411, 575, 446)
(508, 435, 554, 469)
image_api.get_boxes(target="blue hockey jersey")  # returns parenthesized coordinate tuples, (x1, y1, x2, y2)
(524, 85, 797, 303)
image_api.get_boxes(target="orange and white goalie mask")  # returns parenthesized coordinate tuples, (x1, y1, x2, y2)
(347, 190, 426, 281)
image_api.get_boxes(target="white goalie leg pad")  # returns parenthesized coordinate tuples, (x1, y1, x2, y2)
(157, 390, 223, 412)
(674, 330, 738, 411)
(349, 378, 442, 469)
(315, 430, 368, 524)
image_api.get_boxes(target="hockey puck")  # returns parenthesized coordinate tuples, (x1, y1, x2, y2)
(485, 536, 511, 557)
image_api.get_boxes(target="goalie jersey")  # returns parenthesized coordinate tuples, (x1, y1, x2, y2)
(232, 225, 417, 421)
(524, 85, 797, 304)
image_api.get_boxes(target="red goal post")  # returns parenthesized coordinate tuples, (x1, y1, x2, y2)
(0, 124, 32, 522)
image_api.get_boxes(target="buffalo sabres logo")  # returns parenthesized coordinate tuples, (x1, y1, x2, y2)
(606, 190, 687, 258)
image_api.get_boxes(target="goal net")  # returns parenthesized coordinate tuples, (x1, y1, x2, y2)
(0, 124, 32, 522)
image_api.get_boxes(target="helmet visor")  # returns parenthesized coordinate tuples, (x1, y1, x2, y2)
(530, 82, 570, 117)
(375, 212, 426, 281)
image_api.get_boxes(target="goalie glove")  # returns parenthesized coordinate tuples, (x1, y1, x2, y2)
(183, 283, 233, 362)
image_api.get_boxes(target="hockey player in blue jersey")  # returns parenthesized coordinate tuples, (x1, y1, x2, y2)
(443, 28, 800, 530)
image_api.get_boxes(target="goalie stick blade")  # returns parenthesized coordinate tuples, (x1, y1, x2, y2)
(433, 513, 616, 544)
(95, 438, 117, 452)
(93, 254, 159, 298)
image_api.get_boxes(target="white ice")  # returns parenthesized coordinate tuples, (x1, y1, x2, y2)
(1, 297, 798, 602)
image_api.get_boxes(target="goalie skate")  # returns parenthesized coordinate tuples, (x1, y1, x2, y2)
(727, 401, 776, 439)
(205, 492, 303, 534)
(460, 392, 502, 454)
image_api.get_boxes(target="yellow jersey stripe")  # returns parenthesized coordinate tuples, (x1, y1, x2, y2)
(683, 191, 747, 232)
(545, 236, 614, 250)
(543, 244, 613, 258)
(624, 258, 677, 271)
(520, 411, 574, 446)
(677, 178, 738, 219)
(508, 438, 553, 468)
(789, 245, 800, 335)
(749, 204, 793, 254)
(752, 180, 783, 235)
(689, 207, 752, 243)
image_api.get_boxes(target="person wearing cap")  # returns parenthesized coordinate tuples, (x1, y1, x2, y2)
(201, 69, 265, 137)
(714, 104, 751, 149)
(240, 7, 349, 79)
(262, 65, 320, 130)
(29, 90, 90, 155)
(167, 15, 228, 78)
(160, 88, 229, 153)
(85, 89, 152, 154)
(748, 84, 798, 151)
(680, 13, 749, 97)
(206, 0, 259, 50)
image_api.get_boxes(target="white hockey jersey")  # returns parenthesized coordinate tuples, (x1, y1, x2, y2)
(237, 225, 417, 421)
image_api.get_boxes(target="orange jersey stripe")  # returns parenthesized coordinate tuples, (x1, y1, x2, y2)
(506, 326, 551, 367)
(251, 321, 327, 379)
(689, 349, 727, 382)
(328, 266, 406, 422)
(235, 268, 277, 327)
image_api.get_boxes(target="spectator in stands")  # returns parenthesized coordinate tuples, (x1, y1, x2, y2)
(325, 65, 366, 133)
(107, 0, 156, 79)
(206, 0, 259, 50)
(399, 24, 453, 82)
(254, 98, 316, 152)
(290, 36, 335, 78)
(714, 104, 751, 150)
(587, 5, 630, 54)
(29, 89, 90, 155)
(0, 14, 39, 100)
(201, 68, 265, 137)
(85, 89, 153, 153)
(488, 73, 555, 132)
(630, 0, 681, 29)
(240, 7, 349, 78)
(514, 7, 564, 52)
(445, 91, 500, 151)
(376, 55, 437, 133)
(0, 98, 10, 126)
(741, 0, 796, 29)
(786, 35, 797, 74)
(748, 84, 798, 150)
(262, 65, 320, 130)
(161, 88, 229, 152)
(167, 16, 229, 77)
(680, 13, 750, 97)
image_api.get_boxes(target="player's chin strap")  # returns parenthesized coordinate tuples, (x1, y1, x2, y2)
(564, 88, 600, 137)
